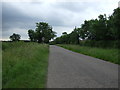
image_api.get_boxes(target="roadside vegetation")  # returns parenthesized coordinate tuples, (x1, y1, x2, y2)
(0, 42, 2, 89)
(58, 44, 119, 65)
(52, 8, 120, 49)
(51, 7, 120, 65)
(2, 42, 49, 88)
(3, 22, 57, 88)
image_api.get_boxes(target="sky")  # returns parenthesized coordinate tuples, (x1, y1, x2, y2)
(1, 0, 120, 40)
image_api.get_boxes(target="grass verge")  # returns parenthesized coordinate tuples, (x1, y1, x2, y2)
(2, 42, 49, 88)
(58, 44, 119, 65)
(0, 42, 2, 89)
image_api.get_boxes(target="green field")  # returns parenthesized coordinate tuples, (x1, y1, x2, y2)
(2, 42, 49, 88)
(58, 44, 119, 65)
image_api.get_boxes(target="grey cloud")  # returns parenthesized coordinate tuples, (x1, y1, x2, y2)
(2, 2, 44, 31)
(1, 2, 96, 40)
(2, 1, 117, 40)
(51, 1, 111, 17)
(2, 2, 67, 30)
(2, 28, 29, 40)
(52, 2, 86, 12)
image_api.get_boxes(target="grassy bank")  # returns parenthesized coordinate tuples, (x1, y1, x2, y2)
(0, 42, 2, 89)
(58, 44, 119, 65)
(2, 42, 49, 88)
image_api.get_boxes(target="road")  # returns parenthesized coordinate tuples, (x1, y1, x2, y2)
(47, 45, 118, 88)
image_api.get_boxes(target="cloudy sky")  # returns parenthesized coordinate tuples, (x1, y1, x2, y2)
(1, 0, 119, 40)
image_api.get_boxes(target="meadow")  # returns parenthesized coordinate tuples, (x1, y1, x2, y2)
(2, 42, 49, 88)
(58, 44, 119, 65)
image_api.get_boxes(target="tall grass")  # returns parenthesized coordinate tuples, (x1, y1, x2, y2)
(0, 41, 2, 89)
(58, 44, 119, 64)
(2, 42, 49, 88)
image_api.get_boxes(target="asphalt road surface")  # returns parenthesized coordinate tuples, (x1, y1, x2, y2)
(47, 45, 118, 88)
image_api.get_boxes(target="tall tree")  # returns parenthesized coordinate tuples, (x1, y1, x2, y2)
(28, 22, 56, 43)
(28, 29, 36, 42)
(35, 22, 56, 43)
(112, 8, 120, 40)
(62, 32, 67, 35)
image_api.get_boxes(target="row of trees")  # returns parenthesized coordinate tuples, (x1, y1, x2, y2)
(9, 22, 57, 43)
(53, 8, 120, 47)
(9, 7, 119, 47)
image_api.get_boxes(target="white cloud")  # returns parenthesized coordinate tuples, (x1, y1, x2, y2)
(53, 26, 74, 37)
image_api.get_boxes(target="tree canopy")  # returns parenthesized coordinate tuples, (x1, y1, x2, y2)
(53, 7, 120, 48)
(9, 33, 21, 41)
(28, 22, 56, 43)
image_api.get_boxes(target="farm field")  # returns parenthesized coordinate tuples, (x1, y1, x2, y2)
(2, 42, 49, 88)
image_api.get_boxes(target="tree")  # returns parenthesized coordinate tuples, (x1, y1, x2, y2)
(28, 29, 36, 42)
(111, 8, 120, 40)
(69, 27, 79, 44)
(9, 33, 21, 41)
(28, 22, 56, 43)
(80, 20, 91, 40)
(53, 27, 80, 44)
(35, 22, 56, 43)
(62, 32, 67, 35)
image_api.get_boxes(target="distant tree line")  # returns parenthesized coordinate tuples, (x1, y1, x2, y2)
(9, 8, 120, 48)
(9, 22, 57, 43)
(52, 8, 120, 48)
